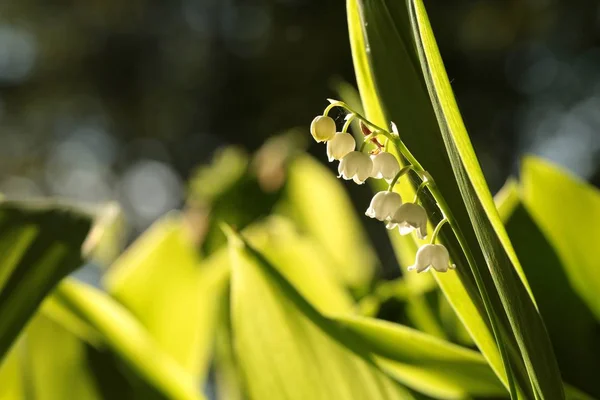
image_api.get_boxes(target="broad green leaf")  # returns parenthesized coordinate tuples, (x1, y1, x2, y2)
(521, 156, 600, 321)
(410, 1, 564, 396)
(104, 212, 227, 381)
(336, 315, 505, 399)
(226, 227, 415, 400)
(0, 200, 92, 360)
(496, 180, 600, 398)
(0, 336, 25, 400)
(347, 0, 512, 392)
(213, 290, 247, 400)
(52, 278, 204, 400)
(348, 0, 564, 396)
(24, 314, 101, 400)
(283, 154, 377, 289)
(242, 217, 355, 315)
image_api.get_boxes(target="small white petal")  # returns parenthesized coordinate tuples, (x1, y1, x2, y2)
(430, 244, 450, 272)
(371, 152, 400, 182)
(365, 191, 403, 221)
(338, 152, 373, 184)
(388, 203, 428, 238)
(310, 116, 336, 142)
(408, 244, 452, 273)
(327, 133, 356, 161)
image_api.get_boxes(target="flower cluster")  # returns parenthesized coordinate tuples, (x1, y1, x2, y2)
(310, 110, 455, 274)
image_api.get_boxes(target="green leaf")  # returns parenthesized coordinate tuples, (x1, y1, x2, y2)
(410, 2, 565, 396)
(104, 212, 228, 381)
(0, 200, 92, 360)
(226, 227, 416, 400)
(241, 217, 355, 315)
(0, 335, 26, 399)
(336, 315, 505, 399)
(521, 156, 600, 321)
(213, 289, 247, 400)
(282, 154, 378, 289)
(347, 0, 511, 392)
(496, 179, 600, 398)
(51, 278, 204, 400)
(348, 0, 565, 397)
(23, 314, 102, 400)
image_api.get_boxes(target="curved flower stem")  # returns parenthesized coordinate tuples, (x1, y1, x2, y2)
(412, 180, 430, 203)
(430, 218, 448, 244)
(359, 132, 377, 152)
(387, 165, 414, 191)
(328, 100, 518, 397)
(324, 101, 396, 138)
(341, 114, 356, 133)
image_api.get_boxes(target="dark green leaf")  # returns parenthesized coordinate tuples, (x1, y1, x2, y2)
(0, 200, 92, 360)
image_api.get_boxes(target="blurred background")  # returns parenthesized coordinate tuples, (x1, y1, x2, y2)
(0, 0, 599, 235)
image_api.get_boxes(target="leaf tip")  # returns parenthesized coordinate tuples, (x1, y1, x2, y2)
(220, 222, 245, 249)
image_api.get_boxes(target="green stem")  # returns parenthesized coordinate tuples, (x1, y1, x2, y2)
(341, 114, 356, 133)
(412, 181, 430, 203)
(430, 218, 448, 244)
(323, 100, 396, 139)
(387, 165, 414, 191)
(359, 132, 377, 152)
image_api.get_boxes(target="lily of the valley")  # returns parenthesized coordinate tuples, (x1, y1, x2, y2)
(408, 244, 455, 273)
(327, 132, 355, 161)
(386, 203, 428, 239)
(310, 116, 336, 142)
(365, 191, 403, 221)
(371, 152, 400, 182)
(338, 151, 373, 184)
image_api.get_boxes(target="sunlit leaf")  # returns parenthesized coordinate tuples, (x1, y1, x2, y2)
(52, 278, 204, 400)
(410, 1, 565, 396)
(521, 156, 600, 321)
(0, 200, 92, 360)
(336, 315, 505, 399)
(347, 0, 512, 391)
(283, 154, 378, 289)
(104, 212, 228, 381)
(497, 160, 600, 398)
(226, 227, 416, 400)
(24, 314, 102, 400)
(0, 335, 25, 400)
(241, 217, 355, 315)
(348, 0, 565, 396)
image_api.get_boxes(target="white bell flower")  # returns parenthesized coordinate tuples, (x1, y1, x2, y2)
(338, 151, 373, 184)
(408, 244, 455, 273)
(371, 152, 400, 182)
(326, 132, 355, 161)
(365, 191, 403, 221)
(386, 203, 428, 239)
(310, 116, 336, 142)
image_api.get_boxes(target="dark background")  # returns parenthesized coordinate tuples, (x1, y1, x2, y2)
(0, 0, 599, 231)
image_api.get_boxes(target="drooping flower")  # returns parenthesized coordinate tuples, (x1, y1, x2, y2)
(408, 244, 455, 273)
(386, 203, 428, 239)
(338, 151, 373, 184)
(365, 191, 403, 221)
(371, 152, 400, 182)
(310, 116, 336, 142)
(327, 132, 355, 161)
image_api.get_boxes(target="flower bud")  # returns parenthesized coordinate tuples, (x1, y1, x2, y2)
(310, 116, 336, 142)
(386, 203, 428, 239)
(408, 244, 455, 273)
(326, 132, 355, 161)
(365, 191, 403, 221)
(338, 151, 373, 184)
(371, 152, 400, 182)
